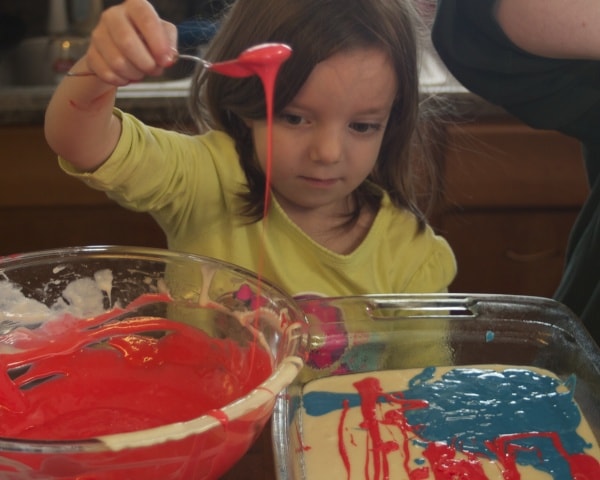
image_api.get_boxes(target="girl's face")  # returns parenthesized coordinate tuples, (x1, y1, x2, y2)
(246, 46, 397, 218)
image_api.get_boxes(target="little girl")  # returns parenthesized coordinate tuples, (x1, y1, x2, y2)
(44, 0, 456, 300)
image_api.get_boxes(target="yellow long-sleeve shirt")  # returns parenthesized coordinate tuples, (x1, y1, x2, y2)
(60, 110, 456, 299)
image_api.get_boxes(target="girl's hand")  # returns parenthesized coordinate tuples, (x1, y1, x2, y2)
(82, 0, 178, 86)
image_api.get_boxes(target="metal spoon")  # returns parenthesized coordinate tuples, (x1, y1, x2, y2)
(66, 43, 292, 79)
(66, 53, 218, 77)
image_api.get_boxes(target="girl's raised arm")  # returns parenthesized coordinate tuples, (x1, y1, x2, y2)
(44, 0, 177, 172)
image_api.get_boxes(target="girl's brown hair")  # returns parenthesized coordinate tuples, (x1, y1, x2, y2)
(189, 0, 443, 229)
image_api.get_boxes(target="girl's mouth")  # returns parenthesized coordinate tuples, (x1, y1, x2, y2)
(300, 176, 338, 188)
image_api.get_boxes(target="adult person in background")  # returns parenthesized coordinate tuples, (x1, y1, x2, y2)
(432, 0, 600, 345)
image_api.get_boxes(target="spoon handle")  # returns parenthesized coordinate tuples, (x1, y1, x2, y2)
(66, 54, 211, 77)
(65, 71, 97, 77)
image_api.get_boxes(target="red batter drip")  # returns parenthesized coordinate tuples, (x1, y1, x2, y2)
(214, 43, 292, 340)
(207, 42, 292, 217)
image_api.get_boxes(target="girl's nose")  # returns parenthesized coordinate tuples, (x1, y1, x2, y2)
(310, 126, 343, 164)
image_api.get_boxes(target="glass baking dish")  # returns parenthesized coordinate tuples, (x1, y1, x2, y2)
(272, 293, 600, 479)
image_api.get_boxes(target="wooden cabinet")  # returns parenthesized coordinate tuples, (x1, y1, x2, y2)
(0, 125, 166, 255)
(433, 119, 589, 297)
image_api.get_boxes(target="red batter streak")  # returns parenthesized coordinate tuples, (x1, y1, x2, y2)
(343, 376, 600, 480)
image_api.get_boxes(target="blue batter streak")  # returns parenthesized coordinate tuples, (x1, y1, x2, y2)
(302, 367, 594, 478)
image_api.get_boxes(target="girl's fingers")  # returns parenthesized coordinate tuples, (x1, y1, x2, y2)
(122, 0, 177, 68)
(85, 0, 177, 83)
(102, 4, 158, 74)
(85, 41, 143, 86)
(85, 19, 142, 84)
(161, 20, 179, 62)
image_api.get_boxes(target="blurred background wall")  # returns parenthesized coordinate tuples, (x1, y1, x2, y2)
(0, 0, 231, 39)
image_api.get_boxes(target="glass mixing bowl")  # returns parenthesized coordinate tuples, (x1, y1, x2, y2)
(0, 245, 308, 480)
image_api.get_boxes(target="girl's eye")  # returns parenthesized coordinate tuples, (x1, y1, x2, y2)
(279, 113, 304, 126)
(349, 122, 382, 133)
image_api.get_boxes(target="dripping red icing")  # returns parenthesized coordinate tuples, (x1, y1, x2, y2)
(212, 41, 292, 370)
(212, 42, 292, 331)
(209, 42, 292, 215)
